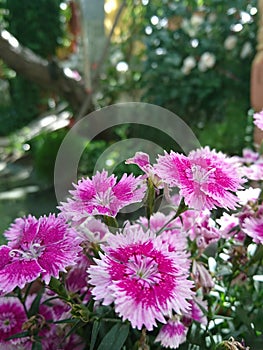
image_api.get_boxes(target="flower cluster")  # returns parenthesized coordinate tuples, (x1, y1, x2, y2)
(1, 118, 263, 348)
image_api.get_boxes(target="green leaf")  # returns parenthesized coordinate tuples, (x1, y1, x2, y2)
(48, 277, 69, 301)
(146, 178, 155, 219)
(31, 340, 43, 350)
(6, 331, 29, 340)
(53, 318, 78, 324)
(28, 292, 42, 318)
(90, 320, 100, 350)
(97, 323, 129, 350)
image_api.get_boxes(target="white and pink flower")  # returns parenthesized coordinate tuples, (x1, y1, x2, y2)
(0, 214, 81, 294)
(155, 318, 188, 349)
(88, 225, 193, 331)
(243, 216, 263, 244)
(0, 297, 29, 346)
(154, 147, 244, 211)
(59, 170, 146, 220)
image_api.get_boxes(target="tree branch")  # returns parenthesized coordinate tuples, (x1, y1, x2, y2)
(0, 30, 88, 112)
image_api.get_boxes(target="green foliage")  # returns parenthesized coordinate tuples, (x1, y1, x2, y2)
(29, 129, 68, 184)
(4, 0, 62, 56)
(141, 0, 257, 148)
(198, 103, 254, 155)
(97, 323, 130, 350)
(0, 0, 65, 135)
(0, 77, 42, 136)
(102, 0, 257, 155)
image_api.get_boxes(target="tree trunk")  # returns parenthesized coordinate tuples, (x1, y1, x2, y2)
(0, 30, 88, 112)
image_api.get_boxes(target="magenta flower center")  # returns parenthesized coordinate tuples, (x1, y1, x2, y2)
(125, 254, 162, 287)
(108, 242, 177, 307)
(9, 242, 44, 260)
(164, 322, 185, 337)
(0, 313, 16, 332)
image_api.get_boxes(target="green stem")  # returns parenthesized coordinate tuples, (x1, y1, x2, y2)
(146, 178, 155, 220)
(156, 197, 188, 235)
(103, 215, 118, 232)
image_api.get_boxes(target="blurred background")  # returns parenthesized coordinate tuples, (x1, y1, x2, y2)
(0, 0, 259, 234)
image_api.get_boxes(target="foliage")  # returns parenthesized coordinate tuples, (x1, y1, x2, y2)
(0, 0, 66, 135)
(29, 129, 68, 184)
(100, 0, 257, 154)
(3, 0, 63, 56)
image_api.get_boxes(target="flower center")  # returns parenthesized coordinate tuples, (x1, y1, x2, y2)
(9, 243, 44, 260)
(125, 254, 162, 286)
(94, 188, 113, 207)
(191, 165, 215, 184)
(0, 313, 16, 332)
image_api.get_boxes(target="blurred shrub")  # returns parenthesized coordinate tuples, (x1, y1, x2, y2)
(0, 0, 65, 135)
(101, 0, 257, 154)
(29, 129, 67, 185)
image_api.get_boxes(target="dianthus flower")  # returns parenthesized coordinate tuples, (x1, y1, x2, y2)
(192, 260, 214, 291)
(88, 226, 193, 331)
(236, 148, 263, 181)
(242, 216, 263, 244)
(125, 152, 163, 187)
(154, 147, 243, 210)
(76, 217, 109, 244)
(0, 214, 81, 294)
(239, 148, 260, 164)
(155, 319, 187, 349)
(137, 212, 188, 253)
(0, 297, 28, 346)
(253, 110, 263, 130)
(182, 296, 208, 326)
(65, 254, 91, 298)
(216, 212, 239, 239)
(59, 170, 146, 221)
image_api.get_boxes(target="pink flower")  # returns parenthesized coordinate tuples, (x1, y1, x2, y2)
(76, 217, 109, 244)
(239, 148, 260, 164)
(216, 212, 239, 239)
(65, 254, 91, 298)
(192, 260, 214, 291)
(155, 319, 187, 349)
(182, 296, 208, 326)
(187, 211, 220, 250)
(241, 161, 263, 181)
(0, 215, 81, 294)
(59, 170, 146, 220)
(154, 147, 244, 210)
(126, 152, 163, 187)
(242, 217, 263, 244)
(126, 152, 152, 173)
(0, 297, 28, 346)
(253, 110, 263, 130)
(88, 226, 193, 331)
(137, 212, 188, 253)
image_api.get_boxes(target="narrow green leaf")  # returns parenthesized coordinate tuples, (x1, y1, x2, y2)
(146, 178, 155, 219)
(6, 331, 29, 340)
(90, 320, 100, 350)
(97, 323, 129, 350)
(31, 340, 43, 350)
(53, 318, 78, 324)
(48, 277, 69, 301)
(28, 292, 42, 318)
